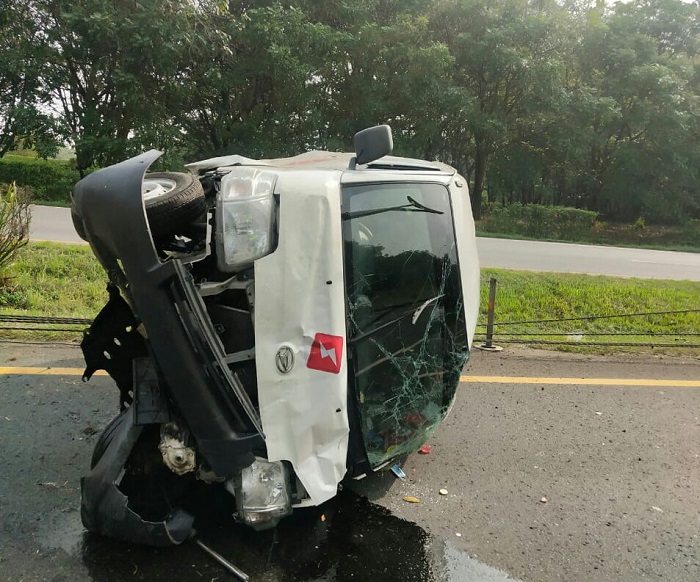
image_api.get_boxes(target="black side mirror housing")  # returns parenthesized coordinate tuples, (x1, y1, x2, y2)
(353, 125, 393, 166)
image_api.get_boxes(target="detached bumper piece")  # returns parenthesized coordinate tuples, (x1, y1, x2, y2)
(81, 408, 195, 546)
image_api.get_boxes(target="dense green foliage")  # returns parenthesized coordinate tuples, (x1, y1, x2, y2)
(478, 204, 700, 249)
(479, 204, 599, 240)
(0, 156, 79, 203)
(2, 0, 699, 223)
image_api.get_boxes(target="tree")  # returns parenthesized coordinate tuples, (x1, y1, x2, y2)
(428, 0, 564, 219)
(173, 3, 329, 159)
(550, 0, 700, 221)
(0, 0, 58, 158)
(306, 6, 455, 155)
(35, 0, 205, 174)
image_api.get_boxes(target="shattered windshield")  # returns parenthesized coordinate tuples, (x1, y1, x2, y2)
(342, 182, 469, 468)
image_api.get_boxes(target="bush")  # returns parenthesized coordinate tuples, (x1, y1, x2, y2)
(0, 155, 80, 204)
(681, 219, 700, 247)
(0, 183, 31, 281)
(479, 204, 598, 241)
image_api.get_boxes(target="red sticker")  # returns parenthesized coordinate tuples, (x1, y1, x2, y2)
(306, 333, 344, 374)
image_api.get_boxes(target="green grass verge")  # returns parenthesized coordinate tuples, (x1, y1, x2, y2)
(0, 242, 107, 318)
(478, 270, 700, 354)
(1, 242, 698, 354)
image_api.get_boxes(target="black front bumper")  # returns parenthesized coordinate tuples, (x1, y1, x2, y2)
(74, 152, 264, 544)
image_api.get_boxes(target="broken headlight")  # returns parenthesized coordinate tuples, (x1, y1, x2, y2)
(216, 168, 277, 271)
(229, 458, 292, 530)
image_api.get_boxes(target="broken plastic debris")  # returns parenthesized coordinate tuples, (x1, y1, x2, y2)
(418, 444, 431, 454)
(651, 506, 663, 513)
(439, 488, 448, 495)
(403, 496, 420, 503)
(595, 411, 603, 416)
(38, 480, 69, 490)
(455, 533, 462, 537)
(540, 497, 548, 504)
(391, 464, 407, 479)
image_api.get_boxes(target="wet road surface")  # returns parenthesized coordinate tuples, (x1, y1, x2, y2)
(1, 343, 699, 581)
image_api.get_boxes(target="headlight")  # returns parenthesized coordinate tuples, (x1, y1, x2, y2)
(230, 458, 292, 530)
(216, 168, 277, 271)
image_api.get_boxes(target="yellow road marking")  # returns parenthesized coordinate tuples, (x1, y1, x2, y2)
(0, 367, 107, 376)
(460, 375, 700, 387)
(0, 367, 697, 388)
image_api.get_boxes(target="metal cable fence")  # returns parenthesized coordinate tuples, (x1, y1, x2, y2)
(2, 279, 698, 350)
(0, 314, 91, 334)
(476, 278, 700, 350)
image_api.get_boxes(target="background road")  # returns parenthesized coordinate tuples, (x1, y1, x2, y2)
(1, 344, 699, 581)
(31, 205, 700, 281)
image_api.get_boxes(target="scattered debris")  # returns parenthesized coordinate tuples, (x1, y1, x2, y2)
(403, 496, 420, 503)
(38, 481, 69, 490)
(439, 489, 449, 496)
(195, 539, 249, 581)
(418, 444, 432, 454)
(595, 412, 603, 416)
(391, 464, 407, 479)
(455, 533, 462, 537)
(651, 506, 663, 513)
(540, 497, 548, 504)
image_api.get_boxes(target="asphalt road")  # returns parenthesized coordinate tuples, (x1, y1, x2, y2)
(30, 205, 700, 281)
(1, 344, 699, 582)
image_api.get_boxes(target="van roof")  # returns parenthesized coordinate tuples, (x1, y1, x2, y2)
(185, 151, 455, 175)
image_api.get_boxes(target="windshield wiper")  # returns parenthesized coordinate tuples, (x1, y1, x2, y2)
(342, 196, 443, 220)
(350, 295, 444, 344)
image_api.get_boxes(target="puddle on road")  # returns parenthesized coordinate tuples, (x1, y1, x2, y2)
(40, 489, 519, 582)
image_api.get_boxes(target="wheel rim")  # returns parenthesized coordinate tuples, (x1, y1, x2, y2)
(142, 178, 177, 202)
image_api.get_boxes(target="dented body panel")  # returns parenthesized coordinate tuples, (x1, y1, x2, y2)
(255, 170, 349, 505)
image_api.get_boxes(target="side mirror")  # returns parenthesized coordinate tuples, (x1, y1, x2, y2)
(353, 125, 393, 166)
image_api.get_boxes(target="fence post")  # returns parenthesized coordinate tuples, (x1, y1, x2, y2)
(477, 277, 503, 352)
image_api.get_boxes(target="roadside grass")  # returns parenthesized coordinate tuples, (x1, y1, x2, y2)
(0, 242, 106, 318)
(478, 270, 700, 354)
(0, 242, 698, 354)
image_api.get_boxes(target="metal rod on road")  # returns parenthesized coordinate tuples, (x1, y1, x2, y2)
(195, 538, 250, 581)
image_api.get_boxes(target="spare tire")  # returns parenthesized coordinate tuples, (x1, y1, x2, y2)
(70, 172, 206, 241)
(141, 172, 207, 237)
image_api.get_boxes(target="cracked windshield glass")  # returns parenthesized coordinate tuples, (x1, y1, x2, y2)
(342, 182, 469, 468)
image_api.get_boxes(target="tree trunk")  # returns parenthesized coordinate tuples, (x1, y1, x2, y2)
(471, 144, 488, 220)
